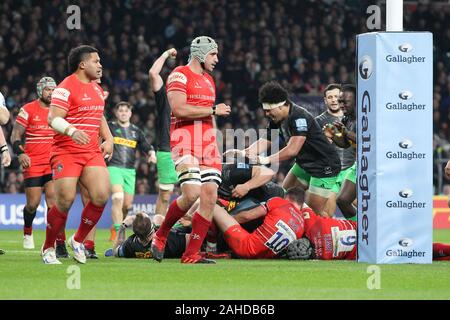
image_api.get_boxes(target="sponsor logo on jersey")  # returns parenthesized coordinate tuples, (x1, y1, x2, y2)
(18, 108, 29, 121)
(168, 72, 187, 85)
(295, 118, 307, 132)
(113, 137, 137, 148)
(52, 88, 70, 102)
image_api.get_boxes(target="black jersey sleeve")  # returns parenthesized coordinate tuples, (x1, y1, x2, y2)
(287, 110, 311, 137)
(117, 235, 138, 258)
(137, 127, 154, 153)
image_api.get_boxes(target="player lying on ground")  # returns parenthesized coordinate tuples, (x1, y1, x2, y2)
(212, 187, 306, 259)
(106, 212, 229, 259)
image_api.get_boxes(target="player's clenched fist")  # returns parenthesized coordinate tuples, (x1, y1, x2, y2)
(71, 130, 90, 145)
(215, 103, 231, 116)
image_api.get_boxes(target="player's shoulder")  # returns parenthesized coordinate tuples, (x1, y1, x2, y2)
(21, 100, 39, 111)
(315, 111, 327, 120)
(266, 197, 289, 209)
(167, 66, 190, 86)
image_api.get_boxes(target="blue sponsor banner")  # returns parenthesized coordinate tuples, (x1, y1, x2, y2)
(357, 32, 433, 264)
(0, 194, 161, 230)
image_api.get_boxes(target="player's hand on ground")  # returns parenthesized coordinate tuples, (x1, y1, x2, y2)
(215, 103, 231, 117)
(148, 150, 157, 164)
(445, 160, 450, 179)
(1, 151, 11, 167)
(71, 130, 90, 145)
(232, 184, 250, 198)
(18, 153, 31, 169)
(101, 139, 114, 161)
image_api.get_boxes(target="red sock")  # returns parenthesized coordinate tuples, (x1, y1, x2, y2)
(43, 206, 68, 251)
(84, 240, 95, 251)
(434, 256, 450, 261)
(156, 199, 187, 241)
(206, 221, 218, 243)
(56, 221, 67, 245)
(74, 202, 104, 243)
(24, 227, 32, 236)
(183, 212, 211, 258)
(433, 242, 450, 258)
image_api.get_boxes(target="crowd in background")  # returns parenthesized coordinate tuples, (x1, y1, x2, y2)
(0, 0, 449, 194)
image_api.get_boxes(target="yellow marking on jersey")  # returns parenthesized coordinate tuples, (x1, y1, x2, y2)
(114, 137, 137, 148)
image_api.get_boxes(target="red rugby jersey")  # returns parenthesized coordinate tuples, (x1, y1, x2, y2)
(166, 65, 216, 129)
(50, 74, 105, 155)
(15, 100, 54, 166)
(254, 197, 305, 255)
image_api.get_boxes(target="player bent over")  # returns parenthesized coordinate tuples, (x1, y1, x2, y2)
(41, 45, 112, 264)
(151, 36, 231, 264)
(11, 77, 68, 256)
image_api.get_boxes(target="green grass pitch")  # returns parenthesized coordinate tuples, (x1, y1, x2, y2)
(1, 229, 449, 300)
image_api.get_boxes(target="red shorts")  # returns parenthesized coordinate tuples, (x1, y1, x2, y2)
(224, 225, 275, 259)
(23, 163, 52, 180)
(51, 152, 106, 180)
(170, 124, 222, 171)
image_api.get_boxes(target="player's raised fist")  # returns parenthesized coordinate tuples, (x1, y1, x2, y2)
(163, 48, 177, 59)
(71, 130, 90, 145)
(215, 103, 231, 116)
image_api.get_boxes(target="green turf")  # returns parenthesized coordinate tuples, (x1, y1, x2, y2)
(0, 229, 449, 300)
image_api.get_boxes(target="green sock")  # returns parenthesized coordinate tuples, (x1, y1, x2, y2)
(114, 223, 121, 232)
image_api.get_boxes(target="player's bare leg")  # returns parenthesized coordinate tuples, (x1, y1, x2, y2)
(282, 170, 308, 191)
(336, 180, 357, 219)
(122, 192, 134, 219)
(152, 157, 201, 262)
(322, 193, 337, 218)
(155, 188, 173, 216)
(305, 191, 329, 217)
(110, 184, 125, 240)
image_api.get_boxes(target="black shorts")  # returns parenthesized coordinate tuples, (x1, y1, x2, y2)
(24, 174, 53, 188)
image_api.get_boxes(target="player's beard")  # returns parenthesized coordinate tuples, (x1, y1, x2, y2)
(40, 97, 51, 106)
(328, 106, 341, 114)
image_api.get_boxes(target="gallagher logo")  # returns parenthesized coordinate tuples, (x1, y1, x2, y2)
(399, 188, 413, 198)
(398, 139, 413, 149)
(358, 55, 373, 80)
(398, 238, 413, 247)
(398, 43, 413, 53)
(398, 90, 413, 100)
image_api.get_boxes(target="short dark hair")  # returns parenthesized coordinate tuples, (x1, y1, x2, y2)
(115, 101, 133, 111)
(323, 83, 342, 97)
(132, 213, 154, 242)
(341, 84, 356, 95)
(258, 81, 290, 104)
(285, 187, 305, 206)
(67, 45, 99, 73)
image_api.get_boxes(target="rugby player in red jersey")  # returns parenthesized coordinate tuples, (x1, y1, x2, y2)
(11, 77, 68, 256)
(151, 36, 231, 264)
(41, 45, 112, 264)
(212, 187, 305, 259)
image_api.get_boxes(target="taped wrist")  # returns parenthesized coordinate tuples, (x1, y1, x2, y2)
(0, 144, 8, 154)
(12, 140, 24, 155)
(50, 117, 76, 136)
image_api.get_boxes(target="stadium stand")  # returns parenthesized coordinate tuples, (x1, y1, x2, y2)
(0, 0, 449, 194)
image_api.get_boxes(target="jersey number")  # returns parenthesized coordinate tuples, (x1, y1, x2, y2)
(264, 220, 296, 254)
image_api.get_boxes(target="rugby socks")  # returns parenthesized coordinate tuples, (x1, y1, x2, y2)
(113, 223, 121, 232)
(84, 240, 95, 251)
(206, 222, 218, 252)
(43, 206, 68, 251)
(74, 202, 105, 243)
(55, 227, 67, 245)
(155, 200, 186, 242)
(433, 242, 450, 258)
(23, 207, 36, 235)
(182, 212, 211, 258)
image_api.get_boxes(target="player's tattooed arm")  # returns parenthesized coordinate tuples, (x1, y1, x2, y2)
(10, 122, 30, 168)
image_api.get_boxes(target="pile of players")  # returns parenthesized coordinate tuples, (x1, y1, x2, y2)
(1, 36, 449, 263)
